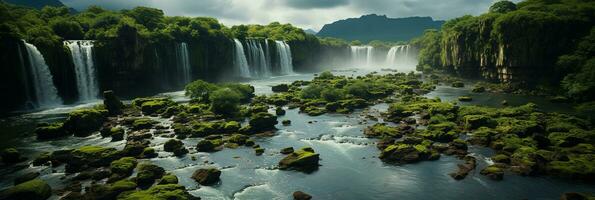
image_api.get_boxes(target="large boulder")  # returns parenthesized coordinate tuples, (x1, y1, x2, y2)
(248, 112, 278, 133)
(110, 157, 138, 176)
(64, 109, 106, 137)
(66, 146, 121, 173)
(191, 168, 221, 185)
(0, 179, 51, 200)
(35, 123, 69, 140)
(103, 90, 124, 115)
(135, 163, 165, 186)
(164, 139, 188, 156)
(272, 84, 289, 93)
(480, 165, 504, 180)
(279, 147, 319, 172)
(1, 148, 24, 164)
(117, 184, 197, 200)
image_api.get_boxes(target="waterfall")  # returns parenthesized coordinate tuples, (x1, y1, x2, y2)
(275, 40, 294, 74)
(65, 40, 99, 101)
(246, 40, 269, 77)
(351, 46, 374, 68)
(233, 39, 251, 78)
(23, 40, 62, 108)
(385, 45, 417, 72)
(176, 42, 192, 85)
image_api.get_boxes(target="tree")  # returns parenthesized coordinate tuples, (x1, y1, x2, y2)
(321, 88, 344, 102)
(185, 80, 219, 102)
(489, 1, 517, 13)
(50, 18, 84, 40)
(209, 88, 242, 117)
(124, 7, 164, 30)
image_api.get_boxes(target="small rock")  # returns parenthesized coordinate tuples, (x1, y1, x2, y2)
(293, 191, 312, 200)
(191, 168, 221, 185)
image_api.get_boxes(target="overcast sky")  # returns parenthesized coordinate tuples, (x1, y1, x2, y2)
(61, 0, 517, 31)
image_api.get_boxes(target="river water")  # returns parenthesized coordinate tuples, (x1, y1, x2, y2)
(0, 69, 593, 200)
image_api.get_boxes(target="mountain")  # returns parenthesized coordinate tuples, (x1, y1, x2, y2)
(317, 14, 444, 42)
(3, 0, 67, 9)
(304, 29, 318, 35)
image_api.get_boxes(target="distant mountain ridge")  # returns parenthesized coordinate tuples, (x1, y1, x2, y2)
(317, 14, 444, 42)
(3, 0, 67, 9)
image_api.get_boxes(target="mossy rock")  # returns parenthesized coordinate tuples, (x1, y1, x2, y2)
(64, 108, 106, 137)
(117, 184, 196, 200)
(492, 154, 511, 164)
(303, 106, 326, 116)
(275, 107, 286, 116)
(458, 96, 472, 102)
(141, 147, 158, 158)
(191, 168, 221, 185)
(110, 127, 125, 141)
(223, 121, 241, 133)
(110, 157, 137, 176)
(164, 139, 184, 152)
(197, 139, 219, 152)
(279, 147, 320, 172)
(451, 81, 464, 88)
(13, 172, 40, 185)
(132, 97, 175, 115)
(272, 84, 289, 92)
(0, 179, 51, 200)
(282, 120, 291, 126)
(364, 123, 402, 138)
(480, 165, 504, 180)
(103, 90, 124, 115)
(1, 148, 24, 164)
(280, 147, 294, 154)
(132, 118, 158, 130)
(135, 163, 165, 186)
(226, 134, 248, 145)
(463, 115, 495, 130)
(546, 154, 595, 180)
(254, 147, 265, 155)
(159, 174, 179, 185)
(471, 86, 485, 93)
(67, 146, 121, 172)
(248, 112, 278, 133)
(35, 122, 69, 140)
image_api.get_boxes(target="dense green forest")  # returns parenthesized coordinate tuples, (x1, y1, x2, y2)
(412, 0, 595, 102)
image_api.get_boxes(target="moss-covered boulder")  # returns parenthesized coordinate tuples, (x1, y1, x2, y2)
(272, 84, 289, 92)
(480, 165, 504, 180)
(379, 143, 433, 164)
(191, 168, 221, 185)
(458, 96, 472, 102)
(164, 139, 186, 156)
(254, 147, 265, 155)
(132, 118, 157, 130)
(293, 191, 313, 200)
(117, 184, 197, 200)
(492, 154, 511, 164)
(135, 163, 165, 186)
(159, 174, 179, 185)
(110, 127, 125, 141)
(1, 148, 24, 164)
(110, 157, 137, 176)
(364, 123, 402, 138)
(451, 81, 464, 88)
(35, 122, 69, 140)
(103, 90, 124, 115)
(132, 97, 175, 115)
(13, 172, 40, 185)
(84, 179, 138, 200)
(196, 139, 221, 152)
(66, 146, 121, 173)
(280, 147, 294, 154)
(449, 156, 477, 180)
(275, 107, 286, 116)
(282, 120, 291, 126)
(279, 147, 320, 172)
(471, 86, 485, 93)
(463, 115, 495, 129)
(141, 147, 158, 158)
(0, 179, 51, 200)
(64, 108, 106, 137)
(248, 112, 278, 133)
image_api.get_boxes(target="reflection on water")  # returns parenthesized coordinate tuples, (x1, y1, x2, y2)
(0, 70, 592, 200)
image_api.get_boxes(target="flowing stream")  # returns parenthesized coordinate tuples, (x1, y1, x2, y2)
(0, 69, 592, 200)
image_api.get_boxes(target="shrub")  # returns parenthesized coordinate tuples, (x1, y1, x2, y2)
(209, 88, 242, 117)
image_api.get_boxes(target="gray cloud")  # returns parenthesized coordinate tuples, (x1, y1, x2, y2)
(283, 0, 349, 9)
(60, 0, 519, 30)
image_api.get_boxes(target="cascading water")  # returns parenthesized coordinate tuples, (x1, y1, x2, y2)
(246, 40, 269, 77)
(275, 41, 294, 74)
(176, 42, 192, 84)
(351, 46, 374, 68)
(23, 40, 62, 108)
(385, 45, 417, 72)
(65, 40, 99, 101)
(233, 39, 251, 78)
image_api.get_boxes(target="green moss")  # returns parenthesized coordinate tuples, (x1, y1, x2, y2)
(64, 108, 106, 136)
(159, 174, 179, 185)
(279, 147, 320, 171)
(492, 154, 510, 163)
(117, 184, 194, 200)
(464, 114, 495, 129)
(458, 96, 473, 101)
(110, 157, 138, 175)
(364, 123, 401, 138)
(2, 179, 51, 200)
(35, 122, 68, 140)
(132, 118, 157, 130)
(547, 154, 595, 179)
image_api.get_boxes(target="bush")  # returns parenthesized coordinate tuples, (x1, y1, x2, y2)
(301, 84, 324, 99)
(209, 88, 242, 117)
(345, 81, 371, 99)
(185, 80, 219, 102)
(321, 88, 345, 102)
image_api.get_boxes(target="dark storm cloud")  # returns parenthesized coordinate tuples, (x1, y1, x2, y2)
(283, 0, 349, 9)
(60, 0, 523, 30)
